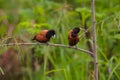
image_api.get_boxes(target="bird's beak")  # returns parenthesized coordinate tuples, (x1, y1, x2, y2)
(53, 35, 56, 38)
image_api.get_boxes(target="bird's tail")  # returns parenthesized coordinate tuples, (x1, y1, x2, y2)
(32, 36, 35, 40)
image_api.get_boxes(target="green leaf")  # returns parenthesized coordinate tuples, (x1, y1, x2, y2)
(75, 7, 90, 13)
(114, 34, 120, 39)
(0, 15, 7, 22)
(0, 25, 7, 38)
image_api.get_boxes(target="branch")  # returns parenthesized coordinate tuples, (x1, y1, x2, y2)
(91, 0, 98, 80)
(0, 43, 94, 56)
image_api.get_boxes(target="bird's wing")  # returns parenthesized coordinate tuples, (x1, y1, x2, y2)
(39, 30, 48, 37)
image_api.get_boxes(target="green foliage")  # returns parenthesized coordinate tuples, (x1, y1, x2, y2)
(114, 34, 120, 39)
(0, 0, 120, 80)
(0, 25, 7, 38)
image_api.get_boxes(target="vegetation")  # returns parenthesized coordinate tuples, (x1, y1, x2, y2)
(0, 0, 120, 80)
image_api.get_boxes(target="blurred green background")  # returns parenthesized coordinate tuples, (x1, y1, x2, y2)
(0, 0, 120, 80)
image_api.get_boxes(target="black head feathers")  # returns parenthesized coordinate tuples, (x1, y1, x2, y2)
(71, 27, 80, 37)
(73, 27, 80, 34)
(46, 30, 56, 39)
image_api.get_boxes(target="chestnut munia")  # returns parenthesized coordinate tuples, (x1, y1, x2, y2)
(32, 30, 56, 43)
(68, 27, 80, 46)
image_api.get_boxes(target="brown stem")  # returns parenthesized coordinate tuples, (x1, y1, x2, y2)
(84, 18, 93, 53)
(0, 42, 94, 56)
(91, 0, 98, 80)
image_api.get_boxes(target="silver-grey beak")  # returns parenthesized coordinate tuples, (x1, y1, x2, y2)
(53, 35, 56, 38)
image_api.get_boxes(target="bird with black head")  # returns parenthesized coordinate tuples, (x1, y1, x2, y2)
(68, 27, 80, 46)
(32, 29, 56, 43)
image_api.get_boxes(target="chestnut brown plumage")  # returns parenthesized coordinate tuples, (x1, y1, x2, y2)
(68, 27, 80, 46)
(32, 30, 56, 43)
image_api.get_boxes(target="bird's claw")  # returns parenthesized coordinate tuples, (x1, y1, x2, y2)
(45, 42, 49, 46)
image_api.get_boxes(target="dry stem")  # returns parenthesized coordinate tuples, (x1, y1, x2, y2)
(91, 0, 98, 80)
(0, 42, 94, 56)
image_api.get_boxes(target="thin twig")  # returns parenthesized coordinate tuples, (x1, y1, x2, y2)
(0, 42, 94, 56)
(91, 0, 98, 80)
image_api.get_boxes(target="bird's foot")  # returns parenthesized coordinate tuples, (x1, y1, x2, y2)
(74, 46, 78, 48)
(45, 42, 49, 46)
(36, 42, 40, 45)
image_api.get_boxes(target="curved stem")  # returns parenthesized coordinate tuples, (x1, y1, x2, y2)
(0, 42, 94, 56)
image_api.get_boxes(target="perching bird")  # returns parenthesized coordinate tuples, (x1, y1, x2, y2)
(32, 30, 56, 43)
(68, 27, 80, 46)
